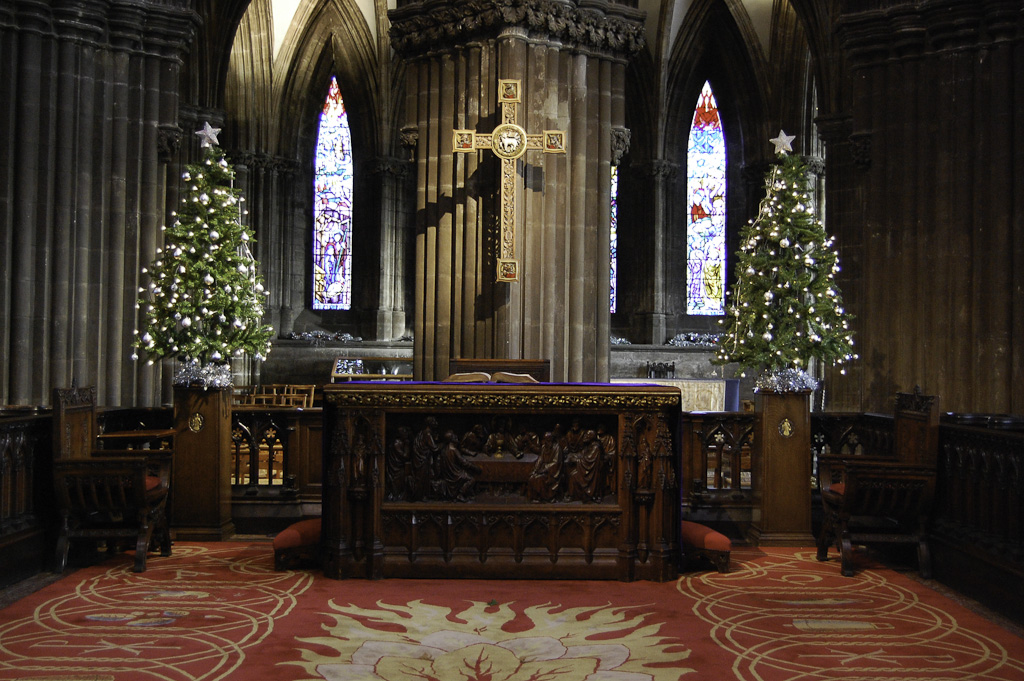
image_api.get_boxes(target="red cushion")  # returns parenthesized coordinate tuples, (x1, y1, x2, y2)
(273, 518, 322, 551)
(826, 482, 845, 497)
(680, 520, 731, 552)
(145, 475, 163, 492)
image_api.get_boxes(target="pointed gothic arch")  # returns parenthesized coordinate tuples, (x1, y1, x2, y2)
(653, 0, 766, 340)
(686, 80, 726, 316)
(313, 76, 355, 310)
(222, 0, 413, 340)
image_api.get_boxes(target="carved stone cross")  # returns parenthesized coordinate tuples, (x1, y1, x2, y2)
(453, 79, 566, 282)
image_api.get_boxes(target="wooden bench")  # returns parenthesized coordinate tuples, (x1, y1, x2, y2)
(52, 387, 173, 573)
(816, 388, 939, 578)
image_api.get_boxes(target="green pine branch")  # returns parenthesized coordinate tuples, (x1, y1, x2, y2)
(135, 144, 273, 366)
(714, 152, 856, 375)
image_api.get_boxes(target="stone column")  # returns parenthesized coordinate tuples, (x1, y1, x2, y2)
(814, 113, 857, 410)
(389, 0, 645, 382)
(0, 0, 198, 407)
(630, 160, 677, 344)
(830, 0, 1024, 413)
(371, 156, 414, 341)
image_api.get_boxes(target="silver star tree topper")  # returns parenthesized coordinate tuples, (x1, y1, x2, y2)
(195, 121, 221, 148)
(769, 129, 795, 155)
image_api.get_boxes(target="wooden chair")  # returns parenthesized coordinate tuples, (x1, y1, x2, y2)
(240, 384, 315, 408)
(51, 387, 173, 573)
(816, 388, 939, 578)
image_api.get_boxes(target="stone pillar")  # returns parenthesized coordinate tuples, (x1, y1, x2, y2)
(814, 113, 858, 410)
(371, 156, 413, 341)
(829, 0, 1024, 413)
(389, 0, 645, 382)
(0, 0, 198, 407)
(630, 160, 677, 344)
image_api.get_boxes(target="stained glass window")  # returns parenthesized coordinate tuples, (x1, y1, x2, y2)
(312, 76, 353, 310)
(686, 81, 726, 315)
(610, 165, 619, 313)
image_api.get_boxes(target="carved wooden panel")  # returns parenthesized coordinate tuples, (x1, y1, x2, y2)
(323, 383, 680, 580)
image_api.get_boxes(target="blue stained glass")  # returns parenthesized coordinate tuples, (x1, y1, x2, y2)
(610, 165, 619, 313)
(312, 76, 353, 310)
(686, 81, 726, 315)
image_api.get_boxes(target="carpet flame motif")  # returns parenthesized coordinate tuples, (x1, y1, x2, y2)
(287, 599, 693, 681)
(2, 545, 1023, 681)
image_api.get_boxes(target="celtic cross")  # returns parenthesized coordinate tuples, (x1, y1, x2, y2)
(453, 79, 566, 282)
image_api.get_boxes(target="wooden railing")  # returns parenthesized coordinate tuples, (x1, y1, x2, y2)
(810, 412, 895, 485)
(0, 412, 50, 537)
(934, 421, 1024, 565)
(0, 411, 53, 585)
(807, 410, 1024, 621)
(810, 412, 894, 457)
(679, 411, 905, 526)
(680, 412, 757, 511)
(230, 407, 322, 504)
(5, 401, 1023, 618)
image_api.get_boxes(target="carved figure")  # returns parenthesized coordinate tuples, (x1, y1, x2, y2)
(431, 430, 481, 501)
(460, 423, 489, 457)
(485, 416, 519, 459)
(516, 428, 542, 459)
(497, 129, 521, 154)
(410, 417, 441, 501)
(386, 426, 412, 500)
(634, 415, 654, 491)
(567, 427, 604, 502)
(561, 419, 585, 452)
(598, 424, 617, 495)
(527, 425, 564, 502)
(352, 432, 368, 482)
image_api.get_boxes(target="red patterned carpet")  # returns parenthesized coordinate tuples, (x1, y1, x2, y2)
(1, 543, 1022, 680)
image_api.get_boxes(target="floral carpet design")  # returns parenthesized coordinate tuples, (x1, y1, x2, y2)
(1, 544, 1023, 680)
(286, 598, 692, 681)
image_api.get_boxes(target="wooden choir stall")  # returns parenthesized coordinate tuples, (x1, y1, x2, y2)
(321, 382, 681, 581)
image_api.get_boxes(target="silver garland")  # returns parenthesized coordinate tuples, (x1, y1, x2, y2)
(667, 332, 721, 348)
(173, 359, 233, 389)
(287, 331, 363, 346)
(755, 367, 819, 393)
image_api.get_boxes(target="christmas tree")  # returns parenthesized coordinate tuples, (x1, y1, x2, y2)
(714, 131, 856, 390)
(134, 122, 273, 385)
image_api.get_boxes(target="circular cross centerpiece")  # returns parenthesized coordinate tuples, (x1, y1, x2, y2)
(491, 123, 527, 160)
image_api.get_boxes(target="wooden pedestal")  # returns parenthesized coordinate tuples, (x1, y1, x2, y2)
(749, 390, 815, 546)
(171, 386, 235, 540)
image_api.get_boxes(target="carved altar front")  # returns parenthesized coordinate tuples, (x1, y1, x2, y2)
(322, 383, 681, 581)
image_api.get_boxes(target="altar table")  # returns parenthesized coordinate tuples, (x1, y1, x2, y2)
(322, 382, 681, 581)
